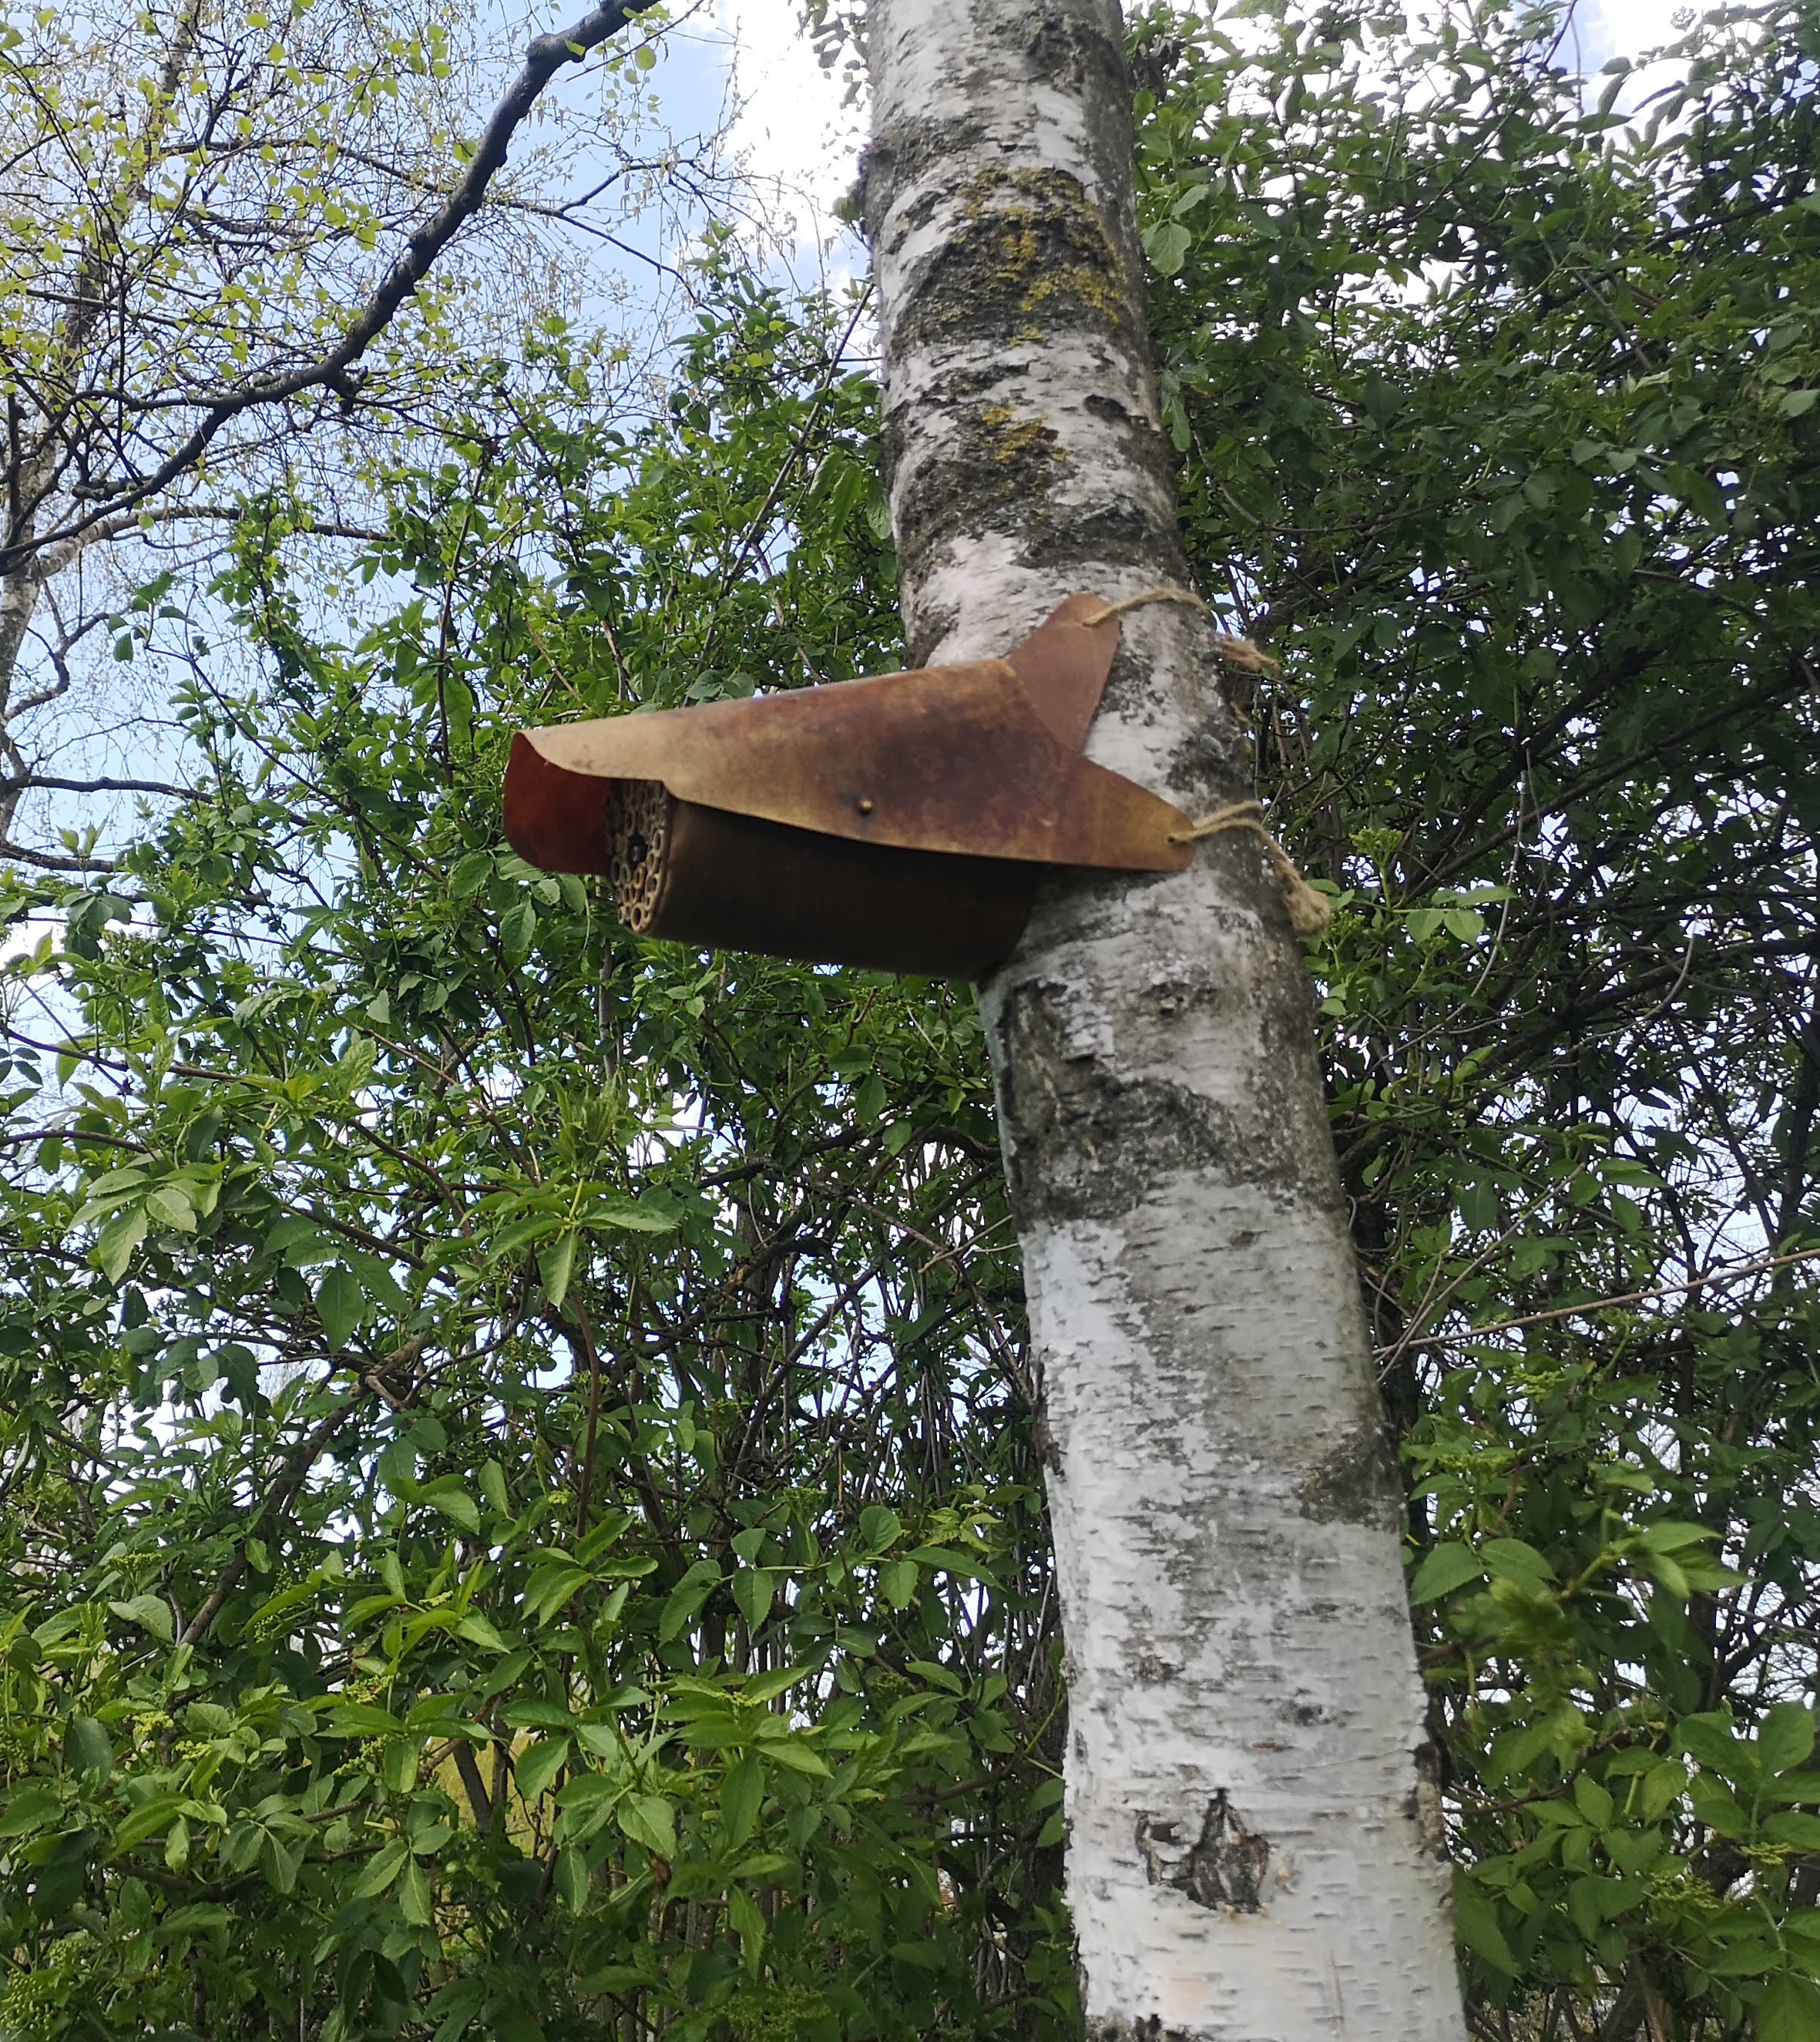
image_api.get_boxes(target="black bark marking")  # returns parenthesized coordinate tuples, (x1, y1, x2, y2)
(996, 976, 1319, 1225)
(1086, 2023, 1204, 2042)
(1136, 1792, 1269, 1912)
(1297, 1416, 1402, 1530)
(1408, 1738, 1449, 1858)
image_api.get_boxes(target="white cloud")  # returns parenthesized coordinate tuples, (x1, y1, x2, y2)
(1582, 0, 1690, 63)
(712, 2, 863, 255)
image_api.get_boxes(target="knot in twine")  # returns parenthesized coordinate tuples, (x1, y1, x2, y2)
(1074, 585, 1329, 939)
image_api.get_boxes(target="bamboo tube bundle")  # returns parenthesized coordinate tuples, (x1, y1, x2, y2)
(603, 778, 671, 935)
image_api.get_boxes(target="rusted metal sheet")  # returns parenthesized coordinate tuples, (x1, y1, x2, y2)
(502, 593, 1194, 978)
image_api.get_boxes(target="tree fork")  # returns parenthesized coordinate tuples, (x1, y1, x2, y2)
(861, 4, 1466, 2034)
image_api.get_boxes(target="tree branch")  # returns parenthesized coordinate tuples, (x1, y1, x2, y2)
(179, 1338, 425, 1649)
(1, 773, 194, 799)
(0, 837, 114, 871)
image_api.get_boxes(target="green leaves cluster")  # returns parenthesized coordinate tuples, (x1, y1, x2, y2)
(1136, 0, 1820, 2030)
(0, 270, 1071, 2040)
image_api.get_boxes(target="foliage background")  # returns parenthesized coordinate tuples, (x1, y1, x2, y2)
(0, 2, 1817, 2039)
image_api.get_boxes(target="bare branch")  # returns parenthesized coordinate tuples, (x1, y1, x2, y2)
(0, 773, 194, 799)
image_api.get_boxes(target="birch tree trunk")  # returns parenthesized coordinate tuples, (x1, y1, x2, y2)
(861, 6, 1467, 2036)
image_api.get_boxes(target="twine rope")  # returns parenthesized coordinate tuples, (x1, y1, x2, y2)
(1076, 583, 1281, 674)
(1073, 586, 1329, 938)
(1170, 801, 1332, 937)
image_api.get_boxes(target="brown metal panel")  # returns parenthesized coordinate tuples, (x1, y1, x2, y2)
(503, 730, 614, 877)
(1002, 591, 1123, 750)
(502, 594, 1194, 876)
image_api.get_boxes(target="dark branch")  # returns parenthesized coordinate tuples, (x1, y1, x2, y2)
(0, 838, 115, 872)
(1, 774, 195, 799)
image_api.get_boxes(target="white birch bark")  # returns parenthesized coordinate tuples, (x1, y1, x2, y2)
(861, 5, 1468, 2036)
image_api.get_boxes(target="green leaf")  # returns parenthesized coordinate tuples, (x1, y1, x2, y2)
(1637, 1520, 1718, 1554)
(1758, 1975, 1820, 2042)
(93, 1205, 149, 1282)
(616, 1792, 676, 1859)
(1573, 1773, 1613, 1827)
(586, 1197, 677, 1234)
(111, 1795, 186, 1852)
(260, 1831, 302, 1895)
(448, 850, 492, 899)
(418, 1476, 480, 1536)
(145, 1182, 197, 1231)
(1761, 1705, 1817, 1776)
(1681, 1713, 1748, 1779)
(499, 898, 537, 961)
(381, 1737, 424, 1795)
(327, 1703, 405, 1738)
(538, 1230, 577, 1307)
(1453, 1871, 1518, 1976)
(556, 1846, 589, 1912)
(504, 1698, 576, 1732)
(313, 1264, 364, 1351)
(1640, 1760, 1687, 1822)
(154, 1903, 234, 1939)
(65, 1714, 113, 1777)
(479, 1459, 509, 1517)
(879, 1558, 918, 1609)
(456, 1610, 509, 1652)
(721, 1754, 763, 1849)
(0, 1785, 63, 1839)
(905, 1659, 963, 1694)
(728, 1881, 765, 1965)
(109, 1593, 174, 1644)
(732, 1567, 774, 1633)
(1481, 1537, 1556, 1589)
(741, 1668, 805, 1705)
(524, 1560, 589, 1626)
(1687, 1772, 1750, 1839)
(513, 1737, 569, 1803)
(429, 1980, 485, 2042)
(762, 1740, 830, 1778)
(354, 1836, 409, 1898)
(398, 1854, 435, 1926)
(659, 1563, 719, 1643)
(1411, 1542, 1486, 1601)
(1143, 218, 1193, 276)
(858, 1505, 900, 1552)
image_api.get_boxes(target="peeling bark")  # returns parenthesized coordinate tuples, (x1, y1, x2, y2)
(862, 4, 1466, 2034)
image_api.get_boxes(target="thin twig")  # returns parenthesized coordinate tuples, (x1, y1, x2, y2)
(1401, 1242, 1820, 1351)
